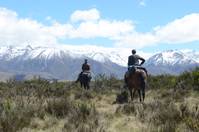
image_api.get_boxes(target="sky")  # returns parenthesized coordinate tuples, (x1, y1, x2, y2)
(0, 0, 199, 54)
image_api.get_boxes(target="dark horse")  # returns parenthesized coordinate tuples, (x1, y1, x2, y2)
(125, 69, 147, 102)
(76, 72, 91, 90)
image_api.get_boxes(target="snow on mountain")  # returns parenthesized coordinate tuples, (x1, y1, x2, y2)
(0, 45, 198, 67)
(0, 45, 198, 79)
(180, 49, 199, 63)
(0, 45, 130, 80)
(0, 45, 129, 66)
(146, 50, 199, 66)
(145, 49, 199, 75)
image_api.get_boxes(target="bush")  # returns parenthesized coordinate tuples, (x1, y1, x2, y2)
(0, 99, 38, 132)
(74, 90, 94, 100)
(63, 103, 104, 132)
(45, 98, 73, 118)
(115, 90, 129, 104)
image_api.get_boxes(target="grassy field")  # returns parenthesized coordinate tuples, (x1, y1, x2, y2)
(0, 69, 199, 132)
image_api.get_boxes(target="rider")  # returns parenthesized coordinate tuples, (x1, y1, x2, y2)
(76, 59, 91, 82)
(82, 59, 90, 72)
(124, 49, 148, 87)
(128, 49, 147, 74)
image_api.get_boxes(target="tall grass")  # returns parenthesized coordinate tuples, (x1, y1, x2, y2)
(0, 68, 198, 131)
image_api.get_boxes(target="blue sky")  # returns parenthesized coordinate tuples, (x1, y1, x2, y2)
(0, 0, 199, 53)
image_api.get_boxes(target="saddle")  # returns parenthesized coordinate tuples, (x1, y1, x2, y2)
(81, 71, 92, 80)
(128, 66, 136, 74)
(124, 66, 147, 85)
(126, 66, 147, 77)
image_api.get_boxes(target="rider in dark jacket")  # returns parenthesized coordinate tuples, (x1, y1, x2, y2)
(82, 59, 90, 72)
(76, 59, 91, 83)
(128, 49, 147, 74)
(124, 49, 148, 88)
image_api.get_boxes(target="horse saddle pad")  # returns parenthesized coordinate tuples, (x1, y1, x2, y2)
(82, 71, 91, 77)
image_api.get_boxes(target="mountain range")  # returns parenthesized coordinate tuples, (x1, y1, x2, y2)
(145, 49, 199, 75)
(0, 45, 198, 81)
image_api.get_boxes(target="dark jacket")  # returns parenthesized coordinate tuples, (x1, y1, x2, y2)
(82, 63, 90, 71)
(128, 54, 145, 67)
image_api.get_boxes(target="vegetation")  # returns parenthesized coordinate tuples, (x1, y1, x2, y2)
(0, 68, 198, 132)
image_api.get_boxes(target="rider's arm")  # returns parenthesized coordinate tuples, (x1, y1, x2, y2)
(140, 58, 145, 65)
(137, 56, 145, 65)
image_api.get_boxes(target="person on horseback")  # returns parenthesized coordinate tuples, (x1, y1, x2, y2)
(76, 59, 91, 83)
(123, 50, 148, 102)
(124, 49, 148, 88)
(128, 49, 147, 74)
(82, 59, 90, 72)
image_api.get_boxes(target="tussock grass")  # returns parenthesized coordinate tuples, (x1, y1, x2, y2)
(0, 68, 198, 131)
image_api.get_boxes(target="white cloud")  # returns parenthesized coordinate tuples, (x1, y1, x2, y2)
(70, 8, 100, 22)
(0, 8, 134, 47)
(67, 20, 134, 38)
(0, 8, 58, 46)
(115, 13, 199, 48)
(139, 0, 146, 6)
(0, 7, 199, 50)
(155, 13, 199, 43)
(45, 16, 52, 21)
(114, 32, 158, 49)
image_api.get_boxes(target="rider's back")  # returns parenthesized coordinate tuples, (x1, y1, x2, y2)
(82, 63, 90, 71)
(128, 54, 140, 66)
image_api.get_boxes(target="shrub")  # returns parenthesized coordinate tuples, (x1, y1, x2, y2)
(74, 90, 94, 100)
(115, 90, 129, 104)
(45, 98, 73, 118)
(0, 99, 38, 132)
(63, 103, 104, 132)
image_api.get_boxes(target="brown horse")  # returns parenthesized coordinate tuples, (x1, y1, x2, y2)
(125, 69, 147, 102)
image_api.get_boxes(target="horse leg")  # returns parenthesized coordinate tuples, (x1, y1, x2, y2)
(139, 74, 146, 102)
(142, 86, 145, 102)
(141, 82, 146, 102)
(138, 89, 142, 102)
(142, 89, 145, 102)
(85, 82, 88, 90)
(132, 89, 136, 101)
(83, 83, 87, 90)
(129, 88, 133, 101)
(87, 82, 90, 90)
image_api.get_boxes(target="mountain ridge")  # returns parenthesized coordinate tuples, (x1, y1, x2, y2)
(0, 45, 198, 80)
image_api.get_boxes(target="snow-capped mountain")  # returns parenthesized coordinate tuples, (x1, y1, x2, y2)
(0, 45, 129, 80)
(145, 50, 199, 75)
(0, 45, 154, 67)
(0, 45, 129, 66)
(0, 45, 198, 80)
(146, 50, 199, 66)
